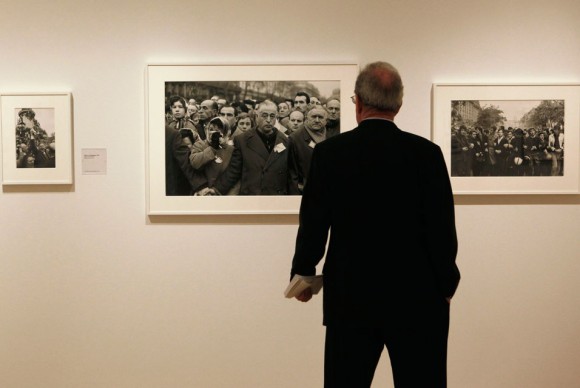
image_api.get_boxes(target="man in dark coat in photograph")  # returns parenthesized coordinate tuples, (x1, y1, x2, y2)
(165, 125, 206, 196)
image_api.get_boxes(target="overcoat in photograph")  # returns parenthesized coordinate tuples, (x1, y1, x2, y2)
(287, 127, 318, 195)
(165, 125, 207, 196)
(214, 128, 290, 195)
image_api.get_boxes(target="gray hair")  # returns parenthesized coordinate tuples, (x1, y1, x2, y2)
(354, 61, 404, 112)
(256, 99, 278, 112)
(307, 107, 328, 119)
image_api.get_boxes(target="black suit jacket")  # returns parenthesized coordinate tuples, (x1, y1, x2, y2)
(291, 119, 460, 326)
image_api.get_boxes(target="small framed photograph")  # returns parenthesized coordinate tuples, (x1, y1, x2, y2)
(432, 83, 580, 194)
(1, 92, 73, 185)
(146, 63, 358, 215)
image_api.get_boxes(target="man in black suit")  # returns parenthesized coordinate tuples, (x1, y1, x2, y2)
(289, 61, 460, 387)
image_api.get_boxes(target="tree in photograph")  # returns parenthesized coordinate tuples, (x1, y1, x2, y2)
(522, 100, 564, 129)
(476, 105, 506, 129)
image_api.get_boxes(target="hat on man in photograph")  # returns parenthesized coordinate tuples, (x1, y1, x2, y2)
(18, 108, 35, 118)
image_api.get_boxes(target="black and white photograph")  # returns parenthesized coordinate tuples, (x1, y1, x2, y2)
(431, 83, 580, 195)
(146, 64, 358, 214)
(15, 107, 56, 169)
(164, 79, 340, 197)
(1, 93, 73, 185)
(450, 99, 564, 177)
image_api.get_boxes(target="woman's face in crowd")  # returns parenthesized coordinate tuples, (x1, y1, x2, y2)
(171, 101, 186, 119)
(207, 123, 219, 133)
(182, 137, 193, 149)
(22, 116, 34, 128)
(278, 103, 290, 118)
(237, 117, 252, 133)
(187, 104, 198, 116)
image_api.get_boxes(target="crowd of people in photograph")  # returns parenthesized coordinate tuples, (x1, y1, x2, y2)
(15, 108, 56, 169)
(164, 91, 341, 196)
(451, 124, 564, 177)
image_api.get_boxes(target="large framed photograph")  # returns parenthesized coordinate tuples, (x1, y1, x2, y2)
(1, 93, 73, 185)
(146, 63, 358, 215)
(432, 83, 580, 194)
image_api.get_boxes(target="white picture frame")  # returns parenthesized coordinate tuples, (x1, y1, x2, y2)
(432, 83, 580, 194)
(146, 63, 358, 215)
(1, 92, 73, 185)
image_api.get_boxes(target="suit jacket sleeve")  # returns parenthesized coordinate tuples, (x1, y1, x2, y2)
(290, 146, 331, 277)
(421, 145, 460, 298)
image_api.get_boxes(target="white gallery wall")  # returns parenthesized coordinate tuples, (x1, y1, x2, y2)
(0, 0, 579, 387)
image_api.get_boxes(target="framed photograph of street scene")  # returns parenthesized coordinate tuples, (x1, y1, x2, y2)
(1, 93, 73, 185)
(432, 83, 580, 194)
(146, 63, 358, 215)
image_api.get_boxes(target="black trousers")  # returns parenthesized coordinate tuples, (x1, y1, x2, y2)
(324, 301, 450, 388)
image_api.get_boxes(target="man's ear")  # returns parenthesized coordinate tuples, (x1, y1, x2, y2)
(355, 97, 363, 123)
(355, 96, 363, 114)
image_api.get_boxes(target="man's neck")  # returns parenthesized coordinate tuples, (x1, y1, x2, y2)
(257, 128, 277, 138)
(357, 106, 397, 123)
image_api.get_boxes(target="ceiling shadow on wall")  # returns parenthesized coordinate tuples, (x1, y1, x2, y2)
(146, 213, 299, 225)
(2, 184, 74, 193)
(454, 194, 580, 206)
